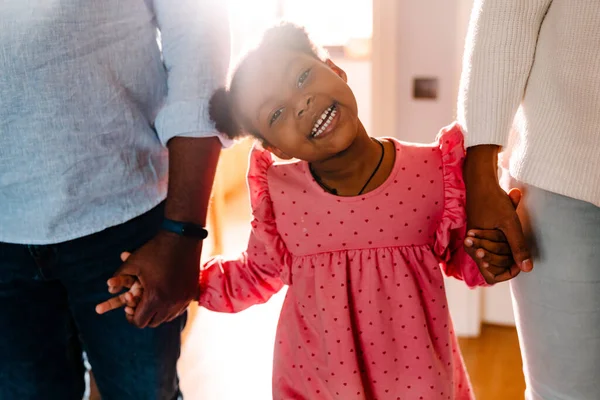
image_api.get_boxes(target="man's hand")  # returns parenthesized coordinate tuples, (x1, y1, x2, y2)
(463, 145, 533, 281)
(111, 136, 219, 328)
(110, 231, 201, 328)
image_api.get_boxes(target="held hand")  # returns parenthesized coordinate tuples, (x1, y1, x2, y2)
(95, 276, 143, 315)
(463, 146, 533, 276)
(464, 186, 530, 284)
(96, 253, 142, 316)
(464, 227, 520, 284)
(111, 230, 202, 328)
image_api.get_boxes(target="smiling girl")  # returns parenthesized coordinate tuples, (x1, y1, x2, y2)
(98, 23, 519, 399)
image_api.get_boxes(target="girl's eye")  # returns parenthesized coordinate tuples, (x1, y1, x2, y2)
(269, 108, 283, 126)
(297, 69, 311, 87)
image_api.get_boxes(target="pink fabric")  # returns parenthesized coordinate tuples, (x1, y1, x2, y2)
(200, 123, 482, 399)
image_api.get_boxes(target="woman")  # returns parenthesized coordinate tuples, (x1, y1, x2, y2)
(458, 0, 600, 399)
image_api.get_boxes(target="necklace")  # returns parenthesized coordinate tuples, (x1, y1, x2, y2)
(310, 138, 385, 196)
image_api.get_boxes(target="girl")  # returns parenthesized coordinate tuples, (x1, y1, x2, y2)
(98, 23, 519, 399)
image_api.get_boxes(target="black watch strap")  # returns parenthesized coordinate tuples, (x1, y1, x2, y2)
(161, 218, 208, 239)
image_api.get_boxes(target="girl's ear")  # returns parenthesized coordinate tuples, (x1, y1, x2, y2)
(325, 59, 348, 83)
(262, 141, 293, 160)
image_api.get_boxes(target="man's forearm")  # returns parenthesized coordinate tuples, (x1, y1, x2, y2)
(164, 136, 221, 225)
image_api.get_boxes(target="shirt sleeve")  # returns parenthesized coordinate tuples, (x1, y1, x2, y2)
(457, 0, 553, 148)
(151, 0, 232, 147)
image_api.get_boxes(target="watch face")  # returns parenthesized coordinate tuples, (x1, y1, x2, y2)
(182, 224, 193, 235)
(182, 223, 208, 239)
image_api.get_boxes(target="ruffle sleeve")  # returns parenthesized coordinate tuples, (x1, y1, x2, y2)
(198, 145, 290, 312)
(246, 145, 293, 280)
(433, 123, 488, 288)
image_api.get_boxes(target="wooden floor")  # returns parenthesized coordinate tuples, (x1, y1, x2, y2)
(459, 325, 526, 400)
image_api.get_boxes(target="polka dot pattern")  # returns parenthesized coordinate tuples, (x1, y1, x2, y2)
(199, 124, 478, 399)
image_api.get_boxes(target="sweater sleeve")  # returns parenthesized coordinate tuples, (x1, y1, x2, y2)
(457, 0, 553, 148)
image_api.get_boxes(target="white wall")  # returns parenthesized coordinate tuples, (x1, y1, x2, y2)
(482, 282, 515, 326)
(390, 0, 469, 143)
(334, 59, 372, 134)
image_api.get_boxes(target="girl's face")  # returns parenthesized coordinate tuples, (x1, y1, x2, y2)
(234, 50, 360, 162)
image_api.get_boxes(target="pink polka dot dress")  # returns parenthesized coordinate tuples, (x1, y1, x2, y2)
(200, 123, 485, 399)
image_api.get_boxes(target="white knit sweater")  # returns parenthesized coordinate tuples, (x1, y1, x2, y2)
(458, 0, 600, 207)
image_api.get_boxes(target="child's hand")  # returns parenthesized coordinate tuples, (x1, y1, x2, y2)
(464, 188, 523, 284)
(464, 229, 521, 284)
(96, 252, 143, 316)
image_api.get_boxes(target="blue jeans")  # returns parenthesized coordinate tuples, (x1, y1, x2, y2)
(0, 203, 185, 400)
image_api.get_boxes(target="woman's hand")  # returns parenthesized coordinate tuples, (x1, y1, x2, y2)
(463, 145, 533, 281)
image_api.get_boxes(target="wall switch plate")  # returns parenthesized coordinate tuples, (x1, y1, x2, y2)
(413, 77, 438, 100)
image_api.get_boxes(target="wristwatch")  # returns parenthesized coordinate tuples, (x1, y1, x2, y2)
(161, 218, 208, 239)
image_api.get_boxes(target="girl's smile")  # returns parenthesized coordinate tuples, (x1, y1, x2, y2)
(308, 102, 339, 140)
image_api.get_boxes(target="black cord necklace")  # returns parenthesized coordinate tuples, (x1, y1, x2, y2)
(310, 138, 385, 196)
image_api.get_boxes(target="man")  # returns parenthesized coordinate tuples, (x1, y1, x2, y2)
(459, 1, 600, 399)
(0, 1, 230, 398)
